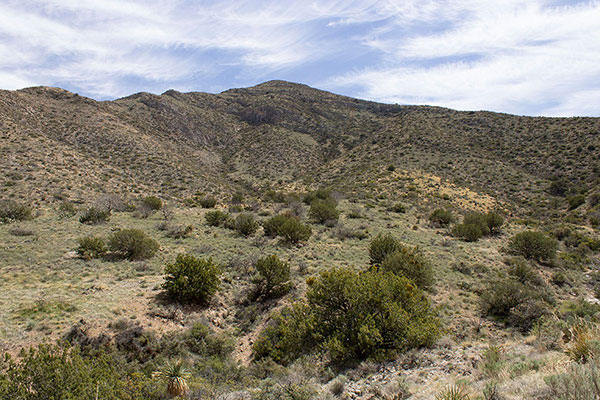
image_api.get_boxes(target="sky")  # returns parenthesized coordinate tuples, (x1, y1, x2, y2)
(0, 0, 599, 116)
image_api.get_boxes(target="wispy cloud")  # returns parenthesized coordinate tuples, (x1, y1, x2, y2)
(0, 0, 597, 115)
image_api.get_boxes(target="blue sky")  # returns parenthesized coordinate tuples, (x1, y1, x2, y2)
(0, 0, 599, 116)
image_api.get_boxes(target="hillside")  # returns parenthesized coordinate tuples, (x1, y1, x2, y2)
(1, 81, 600, 399)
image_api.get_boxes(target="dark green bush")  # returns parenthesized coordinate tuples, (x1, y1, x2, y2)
(76, 236, 107, 260)
(303, 188, 334, 205)
(428, 209, 454, 227)
(380, 247, 434, 290)
(165, 224, 193, 239)
(508, 231, 558, 261)
(484, 212, 505, 233)
(568, 194, 586, 210)
(278, 218, 312, 244)
(389, 203, 406, 213)
(198, 196, 217, 208)
(0, 199, 33, 223)
(107, 229, 159, 260)
(141, 195, 162, 210)
(253, 255, 292, 299)
(369, 232, 401, 265)
(309, 199, 339, 224)
(233, 213, 259, 236)
(463, 212, 491, 235)
(205, 210, 230, 227)
(506, 257, 544, 286)
(262, 214, 290, 237)
(452, 223, 483, 242)
(254, 268, 439, 365)
(163, 254, 221, 304)
(79, 207, 110, 225)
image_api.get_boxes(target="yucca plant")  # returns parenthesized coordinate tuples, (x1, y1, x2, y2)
(436, 384, 471, 400)
(154, 360, 190, 398)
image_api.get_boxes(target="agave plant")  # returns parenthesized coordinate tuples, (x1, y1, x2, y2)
(154, 359, 190, 398)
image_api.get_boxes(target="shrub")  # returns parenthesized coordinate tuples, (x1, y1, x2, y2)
(507, 257, 544, 286)
(198, 196, 217, 208)
(389, 203, 406, 213)
(278, 218, 312, 244)
(309, 199, 339, 224)
(0, 199, 33, 223)
(565, 321, 600, 363)
(429, 209, 455, 227)
(262, 214, 290, 237)
(165, 224, 193, 239)
(58, 201, 77, 218)
(568, 194, 586, 210)
(163, 254, 221, 304)
(141, 195, 162, 210)
(107, 229, 159, 260)
(76, 236, 107, 260)
(233, 213, 259, 236)
(254, 268, 439, 365)
(369, 233, 401, 265)
(484, 212, 504, 233)
(545, 360, 600, 398)
(508, 231, 558, 261)
(205, 210, 230, 227)
(380, 247, 434, 290)
(303, 188, 334, 205)
(79, 207, 110, 225)
(253, 255, 292, 299)
(452, 223, 483, 242)
(186, 322, 234, 358)
(463, 213, 490, 235)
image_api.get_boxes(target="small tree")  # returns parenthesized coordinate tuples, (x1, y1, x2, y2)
(369, 233, 400, 265)
(262, 214, 290, 237)
(163, 254, 221, 304)
(509, 231, 558, 262)
(279, 218, 312, 244)
(108, 229, 159, 260)
(253, 255, 292, 299)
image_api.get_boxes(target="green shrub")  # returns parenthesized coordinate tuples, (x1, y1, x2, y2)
(309, 199, 339, 224)
(253, 255, 292, 299)
(0, 199, 33, 223)
(380, 247, 434, 289)
(545, 360, 600, 398)
(0, 344, 159, 400)
(429, 209, 454, 227)
(278, 218, 312, 244)
(263, 190, 286, 203)
(186, 322, 234, 358)
(568, 194, 586, 210)
(163, 254, 221, 304)
(205, 210, 230, 227)
(165, 224, 193, 239)
(463, 213, 490, 235)
(369, 232, 401, 265)
(58, 201, 77, 218)
(254, 268, 439, 365)
(452, 223, 483, 242)
(79, 207, 110, 225)
(389, 203, 406, 213)
(198, 196, 217, 208)
(508, 231, 558, 261)
(76, 236, 107, 260)
(262, 214, 290, 237)
(107, 229, 159, 260)
(303, 188, 334, 205)
(141, 195, 162, 210)
(507, 257, 544, 286)
(233, 213, 259, 236)
(484, 212, 504, 233)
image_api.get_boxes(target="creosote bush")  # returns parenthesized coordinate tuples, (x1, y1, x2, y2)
(263, 214, 312, 244)
(508, 231, 558, 262)
(58, 201, 77, 218)
(0, 199, 33, 223)
(309, 199, 339, 225)
(76, 236, 107, 260)
(205, 210, 230, 227)
(108, 229, 159, 260)
(79, 207, 110, 225)
(380, 246, 434, 290)
(141, 195, 162, 211)
(198, 196, 217, 208)
(253, 255, 292, 299)
(163, 254, 221, 304)
(253, 268, 439, 365)
(233, 213, 259, 236)
(452, 223, 483, 242)
(369, 233, 401, 265)
(429, 209, 455, 227)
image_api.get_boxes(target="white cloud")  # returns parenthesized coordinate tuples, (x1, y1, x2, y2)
(0, 0, 597, 115)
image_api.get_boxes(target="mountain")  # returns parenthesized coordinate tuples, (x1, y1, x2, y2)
(2, 80, 598, 215)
